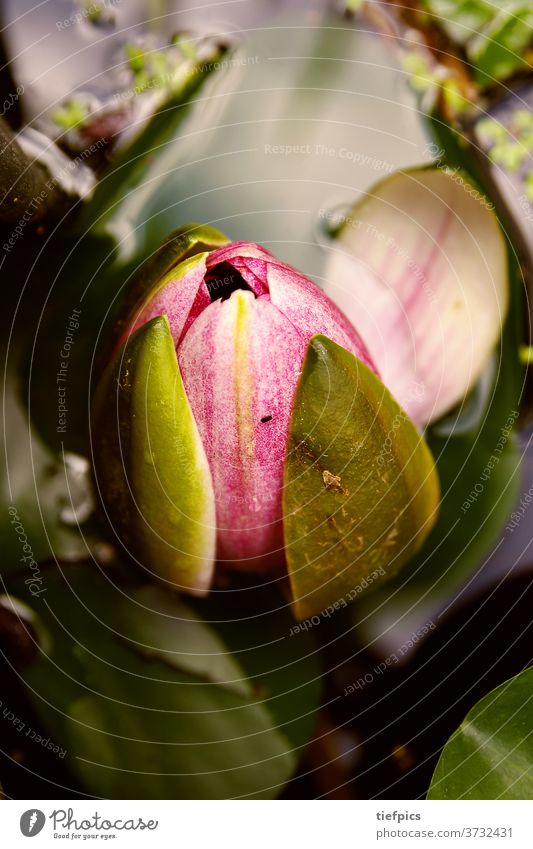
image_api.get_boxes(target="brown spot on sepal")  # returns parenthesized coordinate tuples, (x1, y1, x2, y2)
(322, 470, 348, 494)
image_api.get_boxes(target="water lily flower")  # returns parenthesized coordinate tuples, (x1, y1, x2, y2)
(92, 226, 439, 618)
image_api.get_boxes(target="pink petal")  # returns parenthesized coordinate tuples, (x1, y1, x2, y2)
(128, 239, 379, 569)
(323, 169, 508, 424)
(266, 262, 377, 372)
(129, 254, 210, 344)
(177, 290, 307, 569)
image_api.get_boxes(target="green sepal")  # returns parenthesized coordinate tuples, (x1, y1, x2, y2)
(92, 314, 216, 594)
(283, 335, 440, 619)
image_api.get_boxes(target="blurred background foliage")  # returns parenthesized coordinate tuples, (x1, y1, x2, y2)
(0, 0, 531, 799)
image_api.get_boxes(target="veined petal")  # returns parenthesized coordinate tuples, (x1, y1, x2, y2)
(118, 223, 230, 343)
(205, 243, 273, 297)
(266, 263, 377, 372)
(323, 168, 509, 425)
(206, 241, 275, 265)
(205, 242, 376, 370)
(129, 253, 210, 346)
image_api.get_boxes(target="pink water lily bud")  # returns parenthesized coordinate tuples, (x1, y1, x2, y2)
(92, 226, 438, 616)
(128, 241, 376, 570)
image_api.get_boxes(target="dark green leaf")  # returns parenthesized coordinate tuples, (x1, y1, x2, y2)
(12, 564, 320, 799)
(428, 666, 533, 799)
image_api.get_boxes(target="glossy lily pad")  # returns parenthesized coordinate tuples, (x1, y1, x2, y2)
(283, 335, 439, 619)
